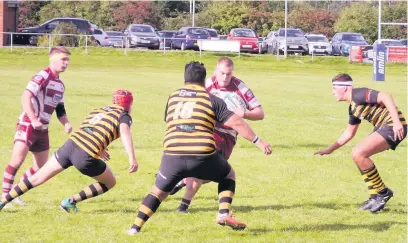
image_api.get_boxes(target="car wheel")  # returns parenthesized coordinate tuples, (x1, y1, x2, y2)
(181, 42, 186, 51)
(28, 36, 37, 46)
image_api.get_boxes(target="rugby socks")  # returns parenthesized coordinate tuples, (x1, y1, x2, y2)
(131, 193, 162, 232)
(2, 165, 18, 198)
(360, 165, 386, 199)
(218, 179, 236, 217)
(2, 178, 33, 205)
(22, 167, 36, 180)
(178, 198, 191, 211)
(70, 182, 109, 204)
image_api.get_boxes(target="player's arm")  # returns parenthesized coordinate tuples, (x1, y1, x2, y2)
(243, 106, 264, 121)
(21, 90, 43, 129)
(377, 92, 405, 140)
(55, 103, 72, 134)
(211, 95, 272, 155)
(315, 123, 360, 156)
(119, 112, 138, 173)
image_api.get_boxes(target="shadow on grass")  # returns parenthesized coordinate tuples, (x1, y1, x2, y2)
(277, 221, 406, 232)
(248, 221, 405, 235)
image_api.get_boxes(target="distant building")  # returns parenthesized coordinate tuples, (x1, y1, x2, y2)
(0, 1, 19, 46)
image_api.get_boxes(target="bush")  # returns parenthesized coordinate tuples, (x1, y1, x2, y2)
(37, 22, 97, 47)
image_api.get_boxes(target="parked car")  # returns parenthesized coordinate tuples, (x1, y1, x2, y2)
(227, 28, 259, 53)
(305, 34, 332, 55)
(14, 17, 93, 46)
(205, 28, 219, 40)
(106, 31, 124, 48)
(372, 39, 404, 47)
(172, 27, 210, 50)
(158, 30, 176, 49)
(92, 29, 110, 46)
(258, 37, 268, 54)
(263, 31, 276, 53)
(271, 28, 308, 55)
(219, 35, 228, 40)
(331, 32, 368, 56)
(400, 39, 407, 46)
(123, 24, 160, 49)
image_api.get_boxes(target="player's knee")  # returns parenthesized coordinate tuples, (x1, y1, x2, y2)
(107, 176, 116, 189)
(225, 168, 236, 180)
(352, 147, 366, 163)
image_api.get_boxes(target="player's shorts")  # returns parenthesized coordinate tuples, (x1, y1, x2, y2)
(155, 152, 232, 192)
(376, 124, 407, 150)
(14, 123, 49, 152)
(55, 139, 107, 177)
(214, 130, 237, 160)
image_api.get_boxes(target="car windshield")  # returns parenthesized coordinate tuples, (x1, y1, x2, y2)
(130, 25, 154, 33)
(278, 29, 304, 37)
(381, 40, 404, 46)
(207, 30, 218, 37)
(343, 34, 365, 41)
(107, 32, 122, 36)
(306, 36, 328, 42)
(233, 29, 256, 37)
(187, 28, 208, 35)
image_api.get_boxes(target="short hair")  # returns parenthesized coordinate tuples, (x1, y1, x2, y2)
(184, 61, 206, 85)
(49, 46, 71, 57)
(216, 57, 234, 69)
(332, 73, 353, 82)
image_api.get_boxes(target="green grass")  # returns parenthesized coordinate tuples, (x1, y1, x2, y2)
(0, 48, 406, 243)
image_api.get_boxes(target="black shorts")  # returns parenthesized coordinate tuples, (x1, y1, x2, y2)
(155, 152, 232, 193)
(376, 124, 407, 150)
(55, 139, 107, 177)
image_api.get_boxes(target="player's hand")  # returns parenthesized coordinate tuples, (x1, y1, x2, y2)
(128, 158, 138, 173)
(314, 148, 332, 156)
(99, 148, 110, 161)
(64, 123, 72, 134)
(234, 107, 246, 118)
(393, 121, 405, 141)
(31, 120, 44, 130)
(256, 140, 272, 155)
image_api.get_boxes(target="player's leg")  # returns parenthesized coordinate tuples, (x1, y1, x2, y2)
(189, 153, 245, 230)
(353, 130, 394, 212)
(176, 178, 203, 213)
(19, 131, 50, 182)
(0, 154, 65, 210)
(356, 125, 407, 212)
(60, 153, 112, 213)
(128, 154, 183, 235)
(2, 142, 30, 200)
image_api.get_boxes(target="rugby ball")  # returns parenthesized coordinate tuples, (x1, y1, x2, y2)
(223, 92, 247, 112)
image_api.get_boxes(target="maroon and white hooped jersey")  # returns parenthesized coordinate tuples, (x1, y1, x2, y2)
(18, 67, 65, 128)
(205, 76, 261, 138)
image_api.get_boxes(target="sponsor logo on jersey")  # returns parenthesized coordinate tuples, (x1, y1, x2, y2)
(53, 93, 63, 102)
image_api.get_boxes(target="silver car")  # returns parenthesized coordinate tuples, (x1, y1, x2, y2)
(272, 28, 308, 55)
(123, 24, 160, 49)
(305, 34, 332, 55)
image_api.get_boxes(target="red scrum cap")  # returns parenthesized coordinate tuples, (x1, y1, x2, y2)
(113, 89, 133, 111)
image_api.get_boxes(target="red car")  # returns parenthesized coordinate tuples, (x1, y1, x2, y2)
(227, 28, 259, 53)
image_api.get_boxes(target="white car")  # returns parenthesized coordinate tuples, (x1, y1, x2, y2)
(93, 29, 110, 46)
(305, 34, 332, 55)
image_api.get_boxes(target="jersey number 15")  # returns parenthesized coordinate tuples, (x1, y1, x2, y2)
(173, 102, 196, 120)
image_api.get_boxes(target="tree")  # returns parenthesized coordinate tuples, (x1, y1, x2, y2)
(18, 1, 50, 27)
(381, 1, 407, 40)
(289, 8, 339, 37)
(334, 2, 378, 43)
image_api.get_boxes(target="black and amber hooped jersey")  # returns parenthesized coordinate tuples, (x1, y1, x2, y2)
(163, 84, 233, 156)
(349, 88, 406, 129)
(70, 104, 132, 158)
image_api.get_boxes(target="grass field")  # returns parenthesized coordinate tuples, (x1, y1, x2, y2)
(0, 48, 406, 243)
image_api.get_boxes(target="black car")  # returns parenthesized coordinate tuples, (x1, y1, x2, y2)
(14, 17, 94, 45)
(158, 30, 176, 49)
